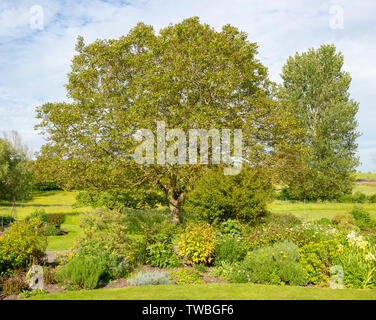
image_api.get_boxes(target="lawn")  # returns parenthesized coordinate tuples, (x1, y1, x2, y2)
(0, 190, 89, 250)
(28, 283, 376, 300)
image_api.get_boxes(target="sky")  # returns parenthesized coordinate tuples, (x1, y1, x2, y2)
(0, 0, 375, 172)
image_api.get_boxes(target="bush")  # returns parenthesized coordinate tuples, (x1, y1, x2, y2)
(183, 167, 274, 225)
(128, 271, 173, 286)
(28, 209, 65, 236)
(146, 243, 181, 268)
(219, 219, 242, 235)
(178, 223, 215, 265)
(43, 266, 56, 284)
(299, 239, 341, 286)
(350, 206, 375, 231)
(55, 254, 111, 289)
(208, 261, 234, 281)
(77, 209, 147, 270)
(229, 241, 306, 286)
(1, 275, 28, 295)
(124, 208, 171, 235)
(369, 194, 376, 203)
(0, 215, 15, 226)
(333, 231, 376, 288)
(331, 213, 358, 231)
(0, 218, 47, 275)
(169, 267, 204, 285)
(351, 192, 367, 203)
(214, 234, 247, 266)
(264, 213, 302, 228)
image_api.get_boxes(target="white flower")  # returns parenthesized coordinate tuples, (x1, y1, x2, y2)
(365, 253, 376, 261)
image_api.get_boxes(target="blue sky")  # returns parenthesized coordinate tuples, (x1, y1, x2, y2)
(0, 0, 375, 172)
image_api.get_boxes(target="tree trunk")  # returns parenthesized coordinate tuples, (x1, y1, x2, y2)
(169, 201, 181, 225)
(167, 193, 184, 225)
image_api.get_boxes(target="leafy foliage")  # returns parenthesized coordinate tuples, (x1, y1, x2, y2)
(229, 241, 306, 286)
(280, 44, 360, 201)
(298, 239, 341, 286)
(35, 17, 300, 223)
(169, 267, 204, 285)
(146, 243, 181, 269)
(128, 271, 173, 286)
(183, 167, 274, 225)
(0, 218, 47, 275)
(178, 223, 215, 265)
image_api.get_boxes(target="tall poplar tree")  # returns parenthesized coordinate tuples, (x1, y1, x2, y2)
(280, 44, 360, 200)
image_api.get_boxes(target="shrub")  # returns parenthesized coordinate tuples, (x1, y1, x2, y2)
(55, 254, 110, 289)
(128, 271, 173, 286)
(299, 239, 341, 286)
(77, 209, 147, 270)
(229, 241, 306, 286)
(178, 223, 215, 265)
(146, 243, 181, 268)
(169, 267, 204, 285)
(0, 218, 47, 275)
(124, 208, 171, 235)
(208, 261, 234, 280)
(0, 215, 15, 226)
(194, 264, 207, 273)
(333, 231, 376, 288)
(369, 194, 376, 203)
(28, 210, 65, 236)
(350, 206, 375, 231)
(331, 213, 358, 231)
(351, 192, 367, 203)
(264, 213, 302, 227)
(214, 234, 247, 266)
(33, 181, 61, 191)
(43, 266, 56, 284)
(1, 275, 28, 295)
(219, 219, 242, 235)
(183, 167, 274, 225)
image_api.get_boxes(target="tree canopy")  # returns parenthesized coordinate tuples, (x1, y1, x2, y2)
(280, 44, 360, 200)
(35, 17, 299, 223)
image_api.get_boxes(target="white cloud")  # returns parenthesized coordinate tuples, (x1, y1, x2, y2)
(1, 0, 376, 171)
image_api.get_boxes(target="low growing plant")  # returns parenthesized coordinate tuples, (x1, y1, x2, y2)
(128, 271, 173, 286)
(169, 267, 204, 285)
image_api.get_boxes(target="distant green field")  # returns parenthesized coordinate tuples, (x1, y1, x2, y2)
(356, 172, 376, 180)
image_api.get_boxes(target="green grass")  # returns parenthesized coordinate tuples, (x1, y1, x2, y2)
(353, 184, 376, 196)
(0, 190, 89, 251)
(28, 283, 376, 300)
(356, 172, 376, 180)
(268, 200, 376, 221)
(46, 224, 82, 250)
